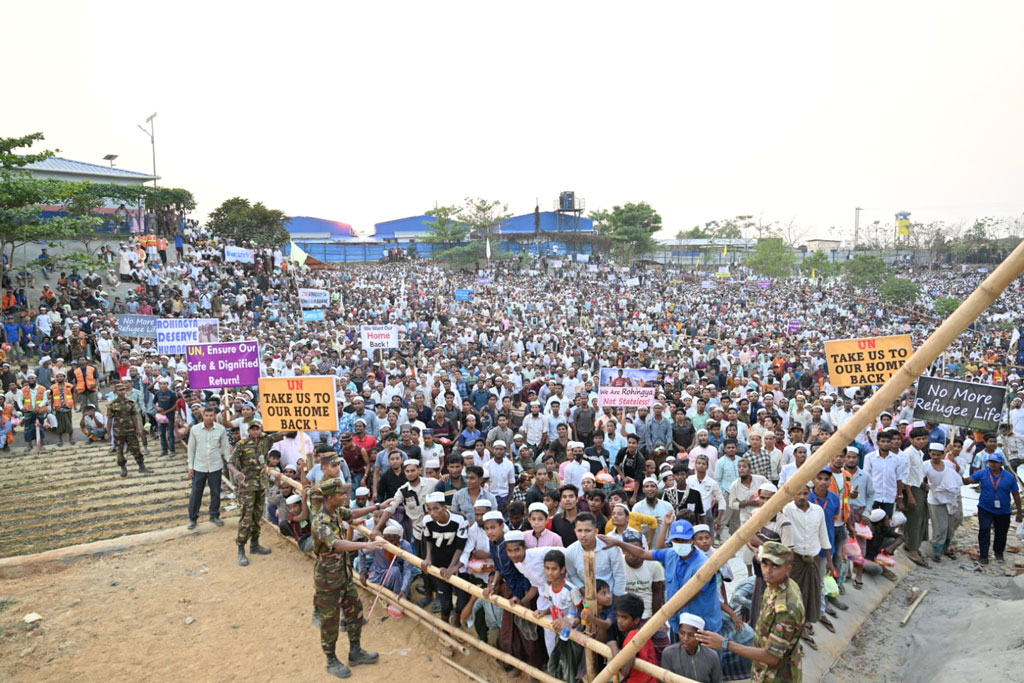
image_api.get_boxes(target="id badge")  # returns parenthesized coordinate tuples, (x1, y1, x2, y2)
(994, 499, 1001, 509)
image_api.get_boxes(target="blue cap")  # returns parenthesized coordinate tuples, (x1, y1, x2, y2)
(621, 529, 644, 544)
(668, 520, 695, 542)
(987, 452, 1007, 463)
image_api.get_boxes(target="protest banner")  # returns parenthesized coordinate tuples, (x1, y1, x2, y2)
(788, 320, 801, 333)
(477, 277, 491, 285)
(156, 318, 220, 355)
(625, 277, 640, 287)
(302, 310, 325, 322)
(913, 376, 1006, 431)
(588, 264, 599, 273)
(824, 334, 913, 387)
(298, 288, 330, 309)
(224, 245, 255, 263)
(758, 279, 771, 288)
(701, 280, 715, 289)
(360, 324, 399, 351)
(118, 314, 158, 338)
(455, 289, 475, 302)
(576, 253, 590, 263)
(186, 340, 261, 389)
(598, 367, 657, 408)
(550, 260, 564, 268)
(258, 376, 338, 431)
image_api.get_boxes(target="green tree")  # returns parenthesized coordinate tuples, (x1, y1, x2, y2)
(422, 205, 469, 249)
(878, 276, 921, 304)
(0, 133, 104, 283)
(589, 201, 662, 258)
(801, 250, 838, 277)
(843, 253, 888, 287)
(207, 197, 289, 247)
(676, 225, 711, 240)
(745, 237, 796, 277)
(461, 197, 511, 257)
(933, 296, 962, 317)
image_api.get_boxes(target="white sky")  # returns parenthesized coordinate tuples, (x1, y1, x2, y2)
(4, 1, 1023, 240)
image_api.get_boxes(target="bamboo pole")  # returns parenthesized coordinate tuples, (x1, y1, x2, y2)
(356, 578, 468, 654)
(364, 574, 563, 683)
(591, 240, 1024, 683)
(440, 655, 490, 683)
(352, 524, 695, 683)
(900, 588, 929, 627)
(583, 550, 598, 682)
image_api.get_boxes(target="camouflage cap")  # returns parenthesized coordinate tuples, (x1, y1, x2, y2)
(319, 452, 341, 465)
(318, 477, 347, 497)
(759, 541, 793, 566)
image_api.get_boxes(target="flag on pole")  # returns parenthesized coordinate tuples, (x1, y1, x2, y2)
(723, 245, 728, 256)
(812, 268, 816, 279)
(486, 238, 491, 260)
(289, 241, 308, 266)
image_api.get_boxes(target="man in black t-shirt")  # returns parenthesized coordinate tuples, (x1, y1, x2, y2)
(421, 492, 469, 624)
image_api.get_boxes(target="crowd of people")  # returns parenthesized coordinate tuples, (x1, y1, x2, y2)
(5, 223, 1024, 682)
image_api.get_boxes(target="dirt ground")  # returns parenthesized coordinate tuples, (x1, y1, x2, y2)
(822, 515, 1024, 683)
(0, 525, 509, 683)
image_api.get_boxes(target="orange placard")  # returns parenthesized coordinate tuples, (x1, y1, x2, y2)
(258, 376, 337, 431)
(824, 335, 913, 387)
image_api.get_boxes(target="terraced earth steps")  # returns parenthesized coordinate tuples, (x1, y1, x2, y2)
(0, 440, 236, 558)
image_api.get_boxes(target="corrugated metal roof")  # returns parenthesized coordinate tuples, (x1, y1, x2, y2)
(24, 156, 156, 179)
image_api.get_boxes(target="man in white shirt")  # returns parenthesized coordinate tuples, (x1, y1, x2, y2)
(685, 455, 726, 536)
(484, 441, 516, 512)
(900, 426, 931, 566)
(863, 430, 904, 519)
(186, 406, 231, 529)
(783, 483, 833, 629)
(520, 402, 548, 453)
(562, 441, 589, 497)
(634, 476, 674, 524)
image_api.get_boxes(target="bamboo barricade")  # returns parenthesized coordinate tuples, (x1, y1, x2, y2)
(583, 550, 598, 682)
(591, 239, 1024, 683)
(227, 472, 468, 656)
(262, 471, 695, 681)
(351, 523, 696, 683)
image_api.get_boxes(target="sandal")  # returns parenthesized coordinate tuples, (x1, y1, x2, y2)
(802, 635, 818, 650)
(853, 579, 864, 590)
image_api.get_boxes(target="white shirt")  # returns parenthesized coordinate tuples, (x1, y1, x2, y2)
(900, 446, 926, 488)
(783, 501, 831, 556)
(729, 475, 769, 524)
(633, 497, 674, 525)
(484, 456, 516, 497)
(562, 459, 588, 496)
(863, 450, 905, 504)
(924, 461, 961, 513)
(623, 560, 665, 619)
(685, 473, 725, 512)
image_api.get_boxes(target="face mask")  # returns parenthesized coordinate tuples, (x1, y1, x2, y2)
(673, 543, 692, 558)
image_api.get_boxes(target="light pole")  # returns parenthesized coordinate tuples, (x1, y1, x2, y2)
(137, 112, 157, 187)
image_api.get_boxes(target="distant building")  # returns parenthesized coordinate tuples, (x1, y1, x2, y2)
(804, 238, 842, 253)
(22, 156, 157, 187)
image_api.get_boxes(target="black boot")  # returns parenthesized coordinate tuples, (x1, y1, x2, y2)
(250, 540, 272, 555)
(237, 544, 249, 567)
(325, 654, 351, 678)
(348, 641, 379, 667)
(120, 464, 128, 477)
(138, 463, 153, 474)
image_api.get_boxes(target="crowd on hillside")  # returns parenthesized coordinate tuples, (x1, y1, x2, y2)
(2, 223, 1023, 682)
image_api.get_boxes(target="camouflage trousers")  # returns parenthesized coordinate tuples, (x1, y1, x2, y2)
(235, 487, 266, 545)
(314, 561, 363, 655)
(113, 429, 143, 467)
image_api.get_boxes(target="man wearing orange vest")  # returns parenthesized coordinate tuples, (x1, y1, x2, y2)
(51, 369, 76, 446)
(71, 359, 99, 412)
(158, 236, 169, 266)
(18, 371, 49, 450)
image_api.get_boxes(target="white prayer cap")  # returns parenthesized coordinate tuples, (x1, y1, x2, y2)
(528, 502, 549, 516)
(483, 511, 504, 523)
(425, 492, 446, 505)
(928, 442, 945, 451)
(692, 524, 711, 534)
(868, 508, 886, 523)
(759, 482, 778, 493)
(354, 487, 370, 497)
(504, 530, 526, 543)
(285, 494, 302, 505)
(678, 613, 705, 630)
(642, 476, 659, 486)
(474, 498, 494, 509)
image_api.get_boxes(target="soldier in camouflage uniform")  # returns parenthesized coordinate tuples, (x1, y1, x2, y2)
(226, 420, 286, 566)
(697, 541, 805, 683)
(108, 382, 153, 478)
(313, 477, 388, 678)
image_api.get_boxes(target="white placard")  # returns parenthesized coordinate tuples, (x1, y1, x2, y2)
(360, 324, 399, 350)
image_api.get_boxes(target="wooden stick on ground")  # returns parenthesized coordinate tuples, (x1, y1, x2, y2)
(900, 588, 929, 627)
(356, 578, 468, 654)
(440, 655, 491, 683)
(591, 239, 1024, 683)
